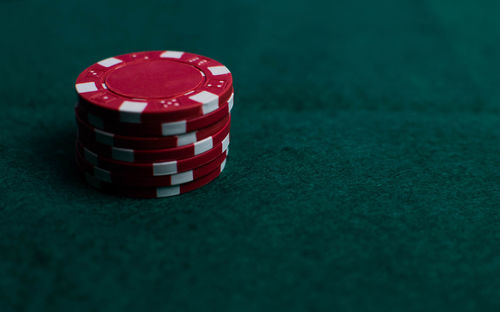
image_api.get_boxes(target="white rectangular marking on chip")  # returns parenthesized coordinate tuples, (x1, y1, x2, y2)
(220, 159, 227, 172)
(112, 147, 135, 162)
(87, 113, 104, 129)
(208, 66, 230, 76)
(83, 148, 98, 165)
(119, 101, 147, 123)
(228, 93, 234, 111)
(98, 57, 123, 67)
(94, 167, 111, 183)
(153, 161, 178, 176)
(189, 91, 219, 114)
(194, 137, 213, 155)
(222, 134, 230, 151)
(119, 101, 147, 113)
(160, 51, 184, 59)
(76, 82, 98, 93)
(189, 91, 218, 104)
(94, 128, 114, 145)
(177, 132, 197, 147)
(162, 120, 187, 136)
(156, 185, 181, 197)
(203, 101, 219, 114)
(119, 112, 142, 124)
(171, 171, 193, 185)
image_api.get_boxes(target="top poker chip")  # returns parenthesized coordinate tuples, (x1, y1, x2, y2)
(75, 51, 233, 123)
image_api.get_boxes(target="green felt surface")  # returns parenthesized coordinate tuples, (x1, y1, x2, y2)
(1, 0, 500, 311)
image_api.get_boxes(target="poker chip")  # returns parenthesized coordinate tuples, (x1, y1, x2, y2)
(76, 109, 229, 150)
(77, 135, 229, 176)
(76, 51, 233, 123)
(74, 51, 233, 197)
(77, 93, 233, 136)
(79, 115, 230, 163)
(82, 163, 226, 198)
(76, 148, 227, 187)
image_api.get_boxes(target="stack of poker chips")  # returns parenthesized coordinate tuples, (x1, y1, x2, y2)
(74, 51, 233, 198)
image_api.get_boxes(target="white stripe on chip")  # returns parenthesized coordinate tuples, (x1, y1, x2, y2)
(194, 137, 213, 155)
(83, 148, 98, 165)
(222, 134, 230, 151)
(228, 93, 234, 111)
(189, 91, 219, 114)
(94, 167, 111, 183)
(94, 128, 114, 145)
(153, 160, 178, 176)
(119, 101, 148, 123)
(76, 82, 98, 93)
(177, 132, 197, 146)
(162, 120, 187, 136)
(160, 51, 184, 59)
(98, 57, 123, 67)
(208, 66, 230, 76)
(111, 147, 135, 162)
(156, 185, 181, 197)
(171, 171, 194, 185)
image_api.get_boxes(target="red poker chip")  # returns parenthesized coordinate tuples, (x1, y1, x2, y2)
(76, 93, 232, 136)
(78, 89, 233, 126)
(75, 51, 233, 123)
(78, 115, 230, 163)
(77, 134, 229, 176)
(76, 109, 229, 150)
(81, 162, 226, 198)
(76, 147, 227, 187)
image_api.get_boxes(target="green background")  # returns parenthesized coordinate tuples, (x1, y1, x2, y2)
(1, 0, 499, 311)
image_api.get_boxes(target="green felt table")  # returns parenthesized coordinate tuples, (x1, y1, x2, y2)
(1, 0, 499, 311)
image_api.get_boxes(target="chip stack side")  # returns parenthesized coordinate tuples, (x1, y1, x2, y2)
(74, 51, 233, 198)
